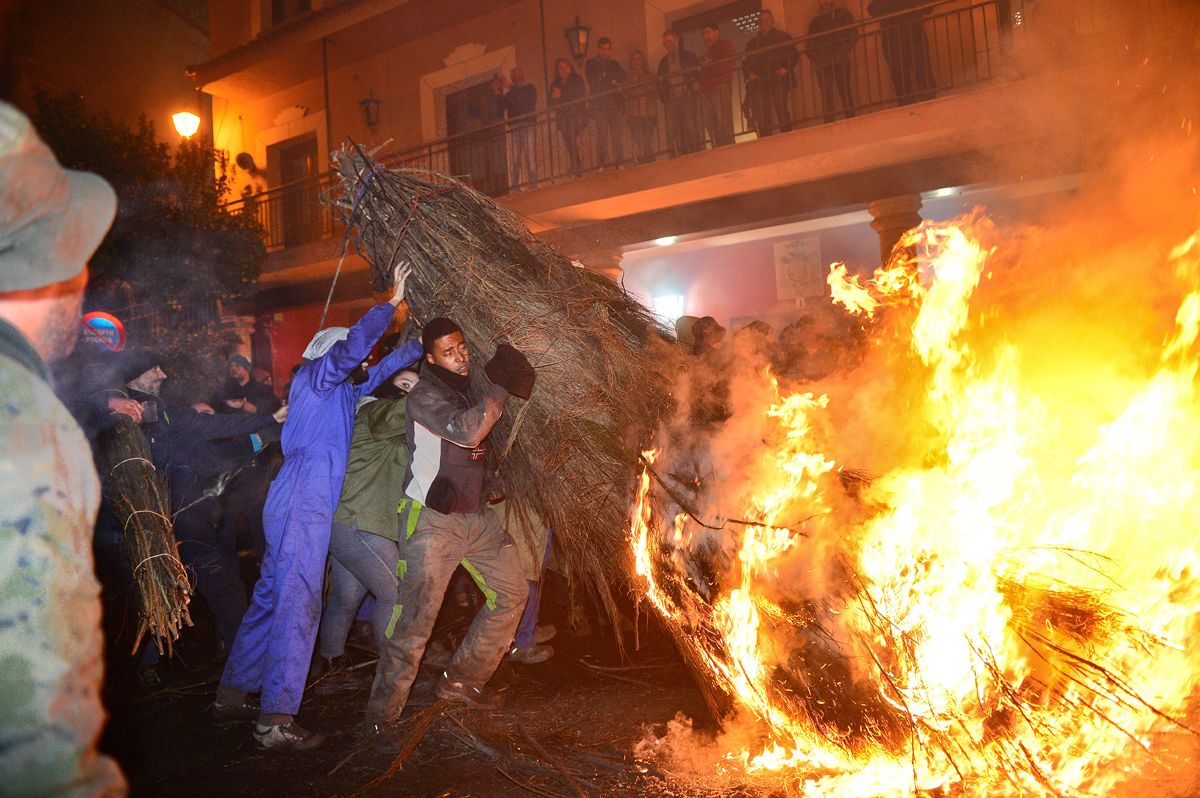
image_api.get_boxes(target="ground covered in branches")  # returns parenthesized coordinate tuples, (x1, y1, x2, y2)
(101, 583, 729, 798)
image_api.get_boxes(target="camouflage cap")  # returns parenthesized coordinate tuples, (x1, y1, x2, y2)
(0, 101, 117, 292)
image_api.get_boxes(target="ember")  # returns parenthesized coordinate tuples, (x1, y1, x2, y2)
(631, 164, 1200, 795)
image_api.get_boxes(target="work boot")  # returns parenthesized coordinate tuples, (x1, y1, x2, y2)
(508, 644, 554, 665)
(435, 674, 503, 709)
(253, 721, 325, 752)
(358, 719, 402, 753)
(309, 653, 370, 695)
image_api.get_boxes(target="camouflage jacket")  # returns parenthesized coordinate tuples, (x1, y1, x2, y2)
(0, 318, 125, 797)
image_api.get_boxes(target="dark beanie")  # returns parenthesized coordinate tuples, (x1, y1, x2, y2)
(117, 349, 161, 385)
(421, 317, 462, 354)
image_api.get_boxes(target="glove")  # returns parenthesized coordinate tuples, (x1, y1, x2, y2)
(484, 343, 536, 399)
(394, 336, 424, 367)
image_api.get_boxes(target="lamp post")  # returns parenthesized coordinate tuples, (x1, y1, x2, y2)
(172, 111, 201, 139)
(564, 15, 590, 63)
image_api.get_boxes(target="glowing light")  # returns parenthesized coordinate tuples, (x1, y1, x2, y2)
(654, 236, 678, 247)
(172, 112, 200, 138)
(652, 293, 685, 321)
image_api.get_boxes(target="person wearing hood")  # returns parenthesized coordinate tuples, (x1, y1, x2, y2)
(113, 352, 285, 661)
(215, 263, 422, 751)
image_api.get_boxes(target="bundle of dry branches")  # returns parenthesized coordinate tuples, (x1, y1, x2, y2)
(96, 415, 193, 654)
(326, 148, 675, 642)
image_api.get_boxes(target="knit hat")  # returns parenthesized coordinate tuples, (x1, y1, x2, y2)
(0, 102, 117, 292)
(117, 349, 161, 385)
(229, 354, 252, 371)
(421, 317, 463, 354)
(302, 327, 349, 360)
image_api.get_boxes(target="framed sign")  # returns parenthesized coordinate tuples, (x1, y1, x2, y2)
(773, 236, 824, 300)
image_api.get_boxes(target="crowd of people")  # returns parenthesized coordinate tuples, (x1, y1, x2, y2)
(0, 74, 873, 792)
(0, 98, 566, 796)
(472, 3, 939, 187)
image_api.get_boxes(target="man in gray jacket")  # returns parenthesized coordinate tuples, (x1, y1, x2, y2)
(364, 318, 535, 743)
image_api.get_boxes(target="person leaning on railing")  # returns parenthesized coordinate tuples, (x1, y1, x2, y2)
(868, 0, 937, 105)
(502, 67, 538, 189)
(549, 57, 587, 177)
(584, 37, 627, 169)
(657, 30, 702, 156)
(807, 0, 859, 122)
(743, 9, 798, 136)
(624, 49, 659, 164)
(698, 23, 737, 148)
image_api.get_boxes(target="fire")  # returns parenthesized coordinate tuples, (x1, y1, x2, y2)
(631, 214, 1200, 795)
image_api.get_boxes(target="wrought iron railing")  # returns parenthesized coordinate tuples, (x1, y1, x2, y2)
(220, 0, 1165, 251)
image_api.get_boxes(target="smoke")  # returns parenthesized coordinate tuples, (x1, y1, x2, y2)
(633, 51, 1200, 791)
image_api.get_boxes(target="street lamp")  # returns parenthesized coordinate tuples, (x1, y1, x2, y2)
(564, 16, 591, 62)
(172, 111, 201, 138)
(359, 92, 382, 130)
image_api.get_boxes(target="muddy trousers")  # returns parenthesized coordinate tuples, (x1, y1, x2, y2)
(365, 507, 526, 722)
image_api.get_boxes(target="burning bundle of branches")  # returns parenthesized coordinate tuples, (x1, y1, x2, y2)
(96, 415, 192, 654)
(631, 218, 1200, 795)
(325, 148, 675, 631)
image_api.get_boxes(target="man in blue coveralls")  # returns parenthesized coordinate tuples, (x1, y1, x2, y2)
(214, 263, 423, 751)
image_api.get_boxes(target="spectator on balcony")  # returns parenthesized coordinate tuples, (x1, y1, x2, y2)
(807, 0, 859, 122)
(744, 9, 798, 136)
(868, 0, 936, 105)
(698, 23, 737, 148)
(585, 37, 627, 168)
(502, 67, 538, 189)
(549, 57, 587, 178)
(624, 49, 658, 164)
(657, 30, 701, 156)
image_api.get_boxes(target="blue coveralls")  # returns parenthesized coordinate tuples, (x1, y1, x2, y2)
(220, 303, 422, 716)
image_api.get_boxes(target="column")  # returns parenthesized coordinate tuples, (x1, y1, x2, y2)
(574, 248, 624, 283)
(867, 194, 923, 263)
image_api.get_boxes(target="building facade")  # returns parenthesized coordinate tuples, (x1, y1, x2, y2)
(189, 0, 1191, 383)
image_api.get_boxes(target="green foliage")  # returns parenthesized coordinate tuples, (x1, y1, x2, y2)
(32, 91, 266, 402)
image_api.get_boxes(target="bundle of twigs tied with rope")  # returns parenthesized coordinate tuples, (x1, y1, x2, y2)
(325, 144, 676, 640)
(96, 415, 193, 654)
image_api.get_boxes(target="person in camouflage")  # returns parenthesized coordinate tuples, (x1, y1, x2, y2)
(0, 102, 125, 795)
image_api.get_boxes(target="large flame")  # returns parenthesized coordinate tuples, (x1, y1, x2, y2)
(631, 214, 1200, 796)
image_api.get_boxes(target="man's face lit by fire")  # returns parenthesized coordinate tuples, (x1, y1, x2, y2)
(702, 26, 719, 46)
(662, 32, 679, 54)
(229, 361, 250, 384)
(426, 331, 470, 376)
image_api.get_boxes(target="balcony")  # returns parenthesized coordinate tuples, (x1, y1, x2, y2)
(221, 0, 1174, 258)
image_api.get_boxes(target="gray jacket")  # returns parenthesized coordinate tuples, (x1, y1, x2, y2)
(402, 368, 507, 514)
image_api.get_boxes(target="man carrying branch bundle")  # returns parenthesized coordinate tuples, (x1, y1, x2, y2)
(364, 318, 536, 746)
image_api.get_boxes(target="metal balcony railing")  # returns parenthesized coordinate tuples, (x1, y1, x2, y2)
(220, 0, 1172, 252)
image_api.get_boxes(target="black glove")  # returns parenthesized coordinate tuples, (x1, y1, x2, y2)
(484, 343, 536, 399)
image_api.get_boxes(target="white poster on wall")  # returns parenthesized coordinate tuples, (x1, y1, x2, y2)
(773, 236, 824, 301)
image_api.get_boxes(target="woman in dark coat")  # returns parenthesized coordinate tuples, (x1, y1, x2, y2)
(549, 57, 587, 177)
